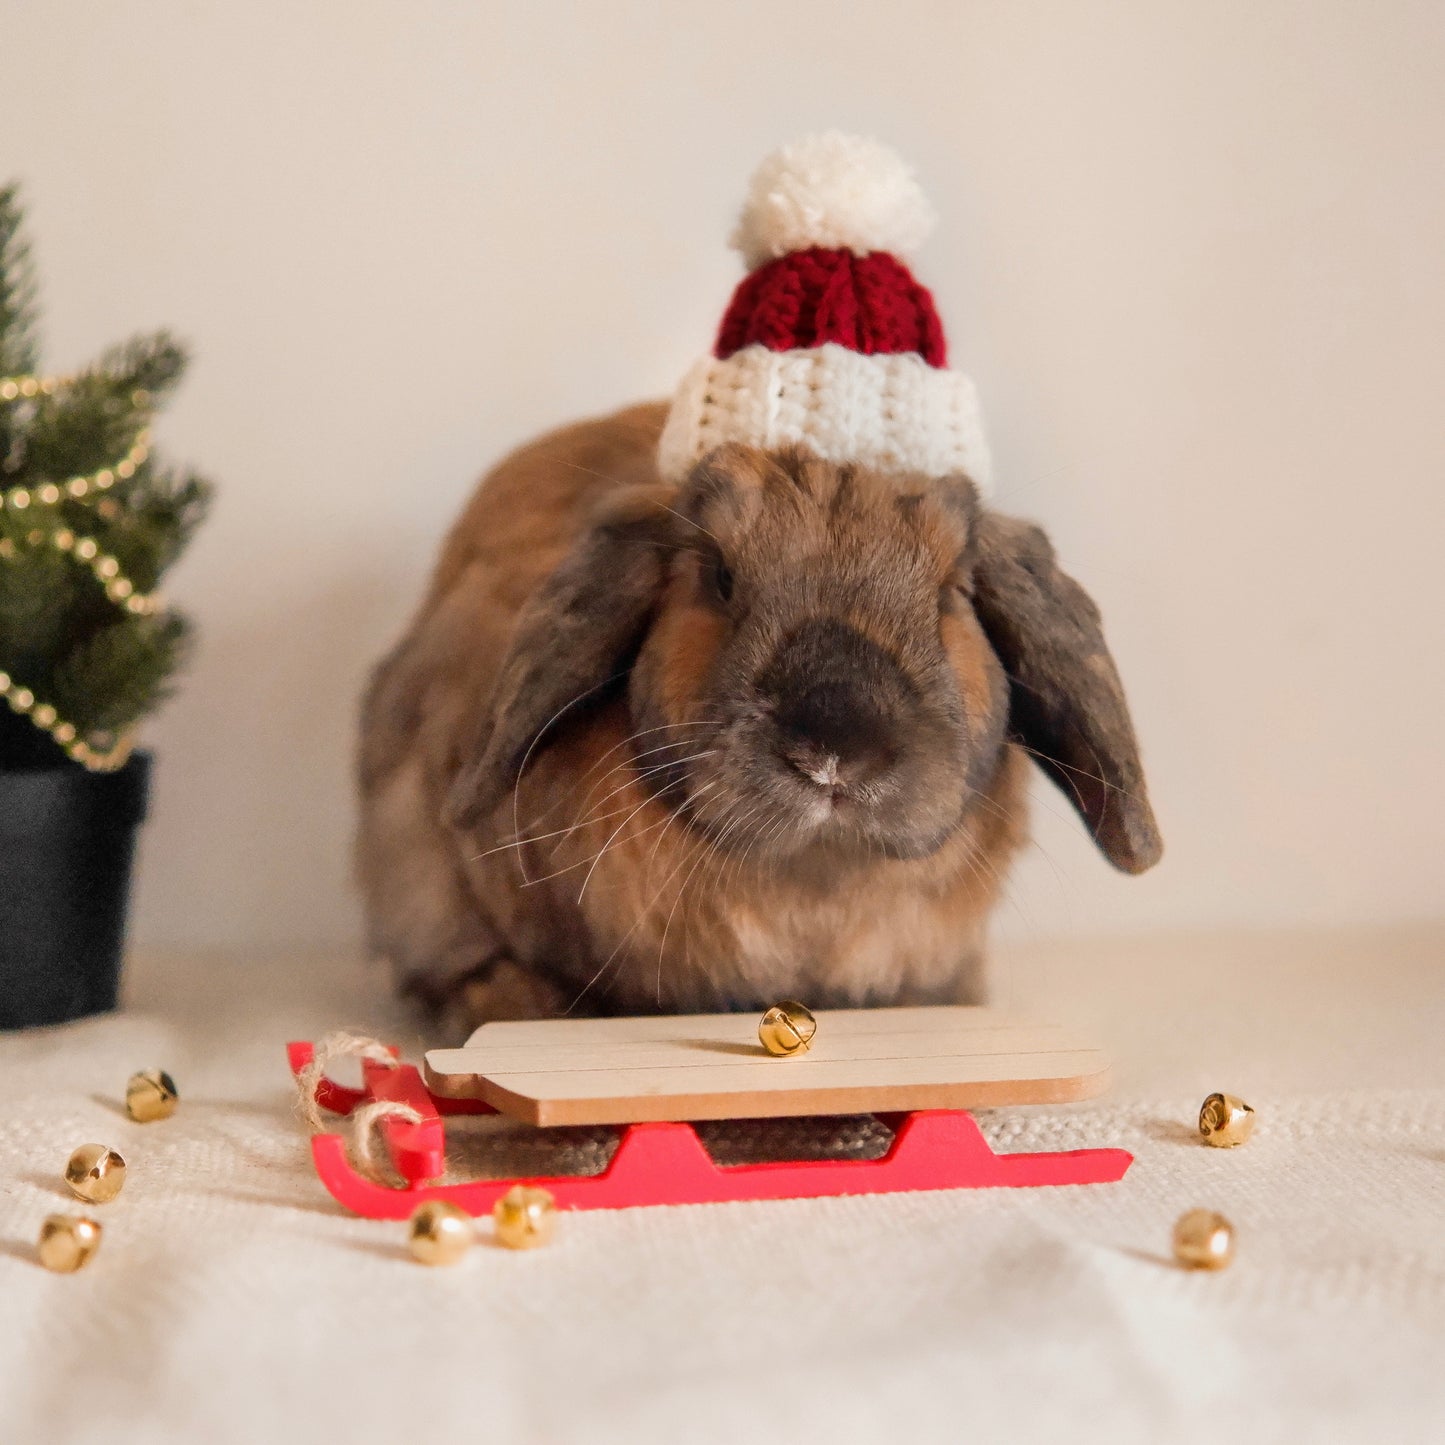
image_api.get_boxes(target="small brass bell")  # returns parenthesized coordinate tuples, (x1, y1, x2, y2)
(1172, 1208, 1235, 1270)
(37, 1214, 103, 1273)
(493, 1185, 556, 1250)
(758, 1001, 817, 1057)
(125, 1069, 178, 1122)
(64, 1144, 127, 1204)
(1198, 1093, 1255, 1148)
(407, 1200, 474, 1266)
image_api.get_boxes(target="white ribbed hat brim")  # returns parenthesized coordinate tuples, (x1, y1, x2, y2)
(657, 343, 992, 494)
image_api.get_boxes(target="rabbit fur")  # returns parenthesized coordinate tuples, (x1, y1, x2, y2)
(357, 402, 1161, 1034)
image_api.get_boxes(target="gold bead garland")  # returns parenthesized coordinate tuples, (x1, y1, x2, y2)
(0, 668, 134, 770)
(31, 526, 159, 613)
(0, 373, 143, 405)
(0, 424, 151, 512)
(0, 373, 64, 401)
(0, 373, 159, 770)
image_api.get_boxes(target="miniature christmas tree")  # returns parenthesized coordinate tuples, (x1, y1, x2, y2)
(0, 183, 212, 771)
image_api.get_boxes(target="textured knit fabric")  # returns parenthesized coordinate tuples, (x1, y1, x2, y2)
(1, 929, 1442, 1444)
(715, 248, 947, 366)
(730, 132, 938, 271)
(657, 342, 992, 491)
(658, 135, 992, 488)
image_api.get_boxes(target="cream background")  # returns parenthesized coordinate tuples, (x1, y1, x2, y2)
(1, 2, 1441, 954)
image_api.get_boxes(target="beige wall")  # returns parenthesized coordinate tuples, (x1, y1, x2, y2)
(3, 2, 1441, 952)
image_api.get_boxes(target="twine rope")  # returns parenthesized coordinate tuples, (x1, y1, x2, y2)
(294, 1029, 398, 1131)
(349, 1099, 426, 1184)
(295, 1030, 430, 1184)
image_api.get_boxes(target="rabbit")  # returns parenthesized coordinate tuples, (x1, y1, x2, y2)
(357, 400, 1161, 1035)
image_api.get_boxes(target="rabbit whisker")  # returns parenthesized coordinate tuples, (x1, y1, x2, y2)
(556, 457, 723, 548)
(520, 812, 675, 887)
(651, 501, 721, 547)
(673, 795, 780, 1004)
(655, 796, 763, 991)
(481, 743, 713, 864)
(966, 769, 1085, 912)
(563, 719, 719, 798)
(659, 807, 744, 1005)
(468, 801, 642, 861)
(520, 719, 718, 834)
(562, 750, 716, 863)
(545, 722, 718, 830)
(641, 775, 716, 888)
(509, 668, 631, 885)
(573, 753, 714, 908)
(517, 771, 720, 891)
(560, 746, 716, 845)
(564, 821, 719, 1016)
(1009, 735, 1143, 807)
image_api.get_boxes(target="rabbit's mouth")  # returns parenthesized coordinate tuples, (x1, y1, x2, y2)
(637, 617, 975, 863)
(672, 713, 969, 867)
(777, 747, 896, 823)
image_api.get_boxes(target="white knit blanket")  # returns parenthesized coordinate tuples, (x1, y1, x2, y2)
(1, 933, 1441, 1444)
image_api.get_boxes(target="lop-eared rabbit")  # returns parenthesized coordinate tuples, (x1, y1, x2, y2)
(357, 403, 1160, 1034)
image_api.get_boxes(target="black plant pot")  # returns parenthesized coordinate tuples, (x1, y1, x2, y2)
(0, 750, 151, 1029)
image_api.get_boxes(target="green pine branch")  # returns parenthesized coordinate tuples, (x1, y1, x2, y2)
(48, 611, 192, 739)
(0, 181, 214, 767)
(19, 332, 186, 484)
(0, 183, 39, 377)
(103, 462, 213, 593)
(0, 184, 40, 476)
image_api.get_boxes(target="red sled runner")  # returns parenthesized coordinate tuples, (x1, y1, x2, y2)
(288, 1011, 1132, 1218)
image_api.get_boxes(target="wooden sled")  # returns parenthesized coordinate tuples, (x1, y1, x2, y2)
(289, 1007, 1132, 1218)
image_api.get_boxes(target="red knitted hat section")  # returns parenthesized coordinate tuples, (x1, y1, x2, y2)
(714, 247, 947, 367)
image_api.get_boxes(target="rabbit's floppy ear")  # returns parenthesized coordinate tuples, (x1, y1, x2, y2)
(971, 511, 1162, 874)
(446, 484, 677, 828)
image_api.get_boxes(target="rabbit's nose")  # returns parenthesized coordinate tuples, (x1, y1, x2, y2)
(775, 683, 898, 791)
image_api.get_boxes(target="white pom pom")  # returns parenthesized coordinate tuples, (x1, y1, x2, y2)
(730, 132, 936, 270)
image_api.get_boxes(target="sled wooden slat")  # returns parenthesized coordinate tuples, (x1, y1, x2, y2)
(424, 1006, 1112, 1126)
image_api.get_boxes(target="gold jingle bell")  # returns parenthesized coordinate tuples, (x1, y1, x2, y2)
(1172, 1208, 1235, 1270)
(758, 1001, 817, 1057)
(125, 1069, 179, 1122)
(493, 1185, 557, 1250)
(37, 1214, 103, 1273)
(407, 1200, 474, 1266)
(64, 1144, 127, 1204)
(1198, 1092, 1255, 1148)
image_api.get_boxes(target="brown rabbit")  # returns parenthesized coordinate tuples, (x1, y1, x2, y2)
(356, 401, 1161, 1033)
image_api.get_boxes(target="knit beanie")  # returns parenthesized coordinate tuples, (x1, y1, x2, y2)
(657, 133, 992, 493)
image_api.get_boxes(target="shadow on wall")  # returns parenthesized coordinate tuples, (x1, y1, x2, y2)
(130, 560, 422, 955)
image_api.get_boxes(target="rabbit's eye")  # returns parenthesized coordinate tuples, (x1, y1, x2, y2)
(711, 559, 735, 604)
